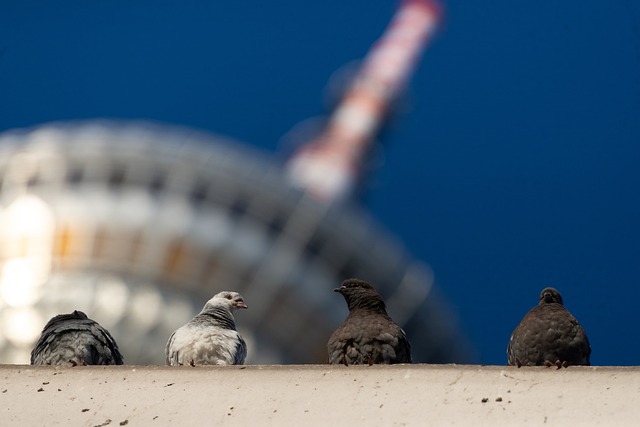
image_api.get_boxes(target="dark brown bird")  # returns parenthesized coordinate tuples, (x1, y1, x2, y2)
(327, 278, 412, 365)
(31, 310, 124, 366)
(507, 287, 591, 368)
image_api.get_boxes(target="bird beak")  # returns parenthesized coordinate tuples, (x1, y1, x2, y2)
(236, 301, 248, 309)
(333, 287, 343, 293)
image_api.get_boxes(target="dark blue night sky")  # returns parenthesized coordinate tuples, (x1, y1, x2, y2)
(1, 1, 639, 365)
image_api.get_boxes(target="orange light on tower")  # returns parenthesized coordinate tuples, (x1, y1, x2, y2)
(286, 0, 443, 202)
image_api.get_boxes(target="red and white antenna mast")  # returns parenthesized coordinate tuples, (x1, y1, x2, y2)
(285, 0, 442, 203)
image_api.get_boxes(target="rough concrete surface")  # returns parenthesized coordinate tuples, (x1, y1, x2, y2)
(1, 364, 639, 426)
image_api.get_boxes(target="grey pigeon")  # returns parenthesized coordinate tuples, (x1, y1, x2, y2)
(166, 291, 248, 366)
(507, 287, 591, 368)
(328, 278, 412, 365)
(30, 310, 124, 366)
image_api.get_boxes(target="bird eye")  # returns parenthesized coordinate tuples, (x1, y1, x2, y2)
(225, 294, 232, 300)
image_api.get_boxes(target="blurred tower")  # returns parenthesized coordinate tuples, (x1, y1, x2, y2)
(0, 0, 472, 364)
(286, 0, 441, 202)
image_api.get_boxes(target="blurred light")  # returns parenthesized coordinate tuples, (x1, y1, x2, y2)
(93, 276, 130, 326)
(0, 195, 55, 308)
(128, 285, 163, 332)
(0, 258, 48, 307)
(1, 194, 55, 253)
(0, 307, 43, 347)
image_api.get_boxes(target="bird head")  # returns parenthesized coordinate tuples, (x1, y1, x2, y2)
(334, 278, 387, 313)
(208, 291, 248, 311)
(539, 287, 563, 305)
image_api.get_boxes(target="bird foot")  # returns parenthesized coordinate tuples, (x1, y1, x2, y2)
(189, 360, 196, 367)
(366, 356, 374, 366)
(544, 360, 566, 369)
(515, 358, 522, 368)
(339, 355, 348, 366)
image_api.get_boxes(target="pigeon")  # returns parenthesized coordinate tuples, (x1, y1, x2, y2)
(30, 310, 124, 366)
(507, 287, 591, 368)
(327, 278, 412, 365)
(166, 291, 248, 366)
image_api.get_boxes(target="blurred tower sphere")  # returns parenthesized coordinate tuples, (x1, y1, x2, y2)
(0, 121, 471, 364)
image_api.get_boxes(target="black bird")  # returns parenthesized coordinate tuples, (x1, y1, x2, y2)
(31, 310, 124, 366)
(507, 287, 591, 368)
(327, 278, 412, 365)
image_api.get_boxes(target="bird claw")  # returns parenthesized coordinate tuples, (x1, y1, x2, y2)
(544, 360, 566, 369)
(339, 355, 348, 366)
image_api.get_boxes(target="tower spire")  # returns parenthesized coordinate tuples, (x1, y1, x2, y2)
(286, 0, 442, 202)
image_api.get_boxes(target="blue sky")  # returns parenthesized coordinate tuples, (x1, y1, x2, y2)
(1, 1, 639, 365)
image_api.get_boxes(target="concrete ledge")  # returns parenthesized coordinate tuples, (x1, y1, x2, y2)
(1, 364, 638, 426)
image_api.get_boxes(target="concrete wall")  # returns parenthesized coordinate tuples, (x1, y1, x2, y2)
(1, 364, 638, 426)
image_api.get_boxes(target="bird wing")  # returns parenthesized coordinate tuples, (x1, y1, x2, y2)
(507, 304, 591, 366)
(233, 333, 247, 365)
(165, 330, 179, 365)
(31, 317, 123, 365)
(328, 314, 411, 365)
(89, 322, 124, 365)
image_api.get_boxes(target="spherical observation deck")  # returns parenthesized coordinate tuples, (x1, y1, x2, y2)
(0, 121, 470, 364)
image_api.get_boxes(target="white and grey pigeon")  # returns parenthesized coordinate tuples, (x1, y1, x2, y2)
(165, 291, 248, 366)
(30, 310, 124, 366)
